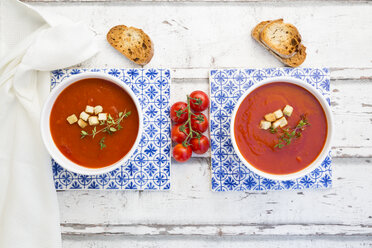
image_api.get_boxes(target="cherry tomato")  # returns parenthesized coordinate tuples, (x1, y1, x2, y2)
(191, 113, 209, 133)
(190, 91, 209, 112)
(190, 135, 210, 154)
(173, 144, 192, 163)
(171, 124, 189, 143)
(170, 102, 188, 123)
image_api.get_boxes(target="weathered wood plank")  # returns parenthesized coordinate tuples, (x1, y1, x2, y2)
(61, 223, 372, 236)
(25, 2, 372, 80)
(57, 158, 372, 236)
(22, 0, 372, 3)
(62, 236, 372, 248)
(171, 68, 372, 80)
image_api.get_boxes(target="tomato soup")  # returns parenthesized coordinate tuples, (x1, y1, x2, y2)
(234, 82, 327, 175)
(50, 78, 139, 168)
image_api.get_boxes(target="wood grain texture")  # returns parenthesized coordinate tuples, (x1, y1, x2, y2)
(171, 68, 372, 80)
(22, 0, 372, 3)
(62, 223, 372, 236)
(26, 2, 372, 80)
(57, 158, 372, 236)
(17, 1, 372, 245)
(62, 236, 372, 248)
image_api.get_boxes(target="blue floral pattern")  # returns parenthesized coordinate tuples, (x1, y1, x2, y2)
(51, 68, 171, 190)
(210, 68, 332, 191)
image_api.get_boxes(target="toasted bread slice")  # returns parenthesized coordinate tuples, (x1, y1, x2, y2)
(251, 20, 271, 42)
(279, 44, 306, 67)
(260, 19, 301, 58)
(251, 19, 306, 67)
(107, 25, 154, 65)
(257, 39, 307, 67)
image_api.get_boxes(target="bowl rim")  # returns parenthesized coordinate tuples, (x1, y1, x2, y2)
(40, 72, 143, 175)
(230, 76, 333, 181)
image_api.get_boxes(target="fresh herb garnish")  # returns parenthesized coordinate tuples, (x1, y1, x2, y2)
(269, 127, 277, 134)
(80, 110, 131, 149)
(99, 137, 106, 150)
(273, 115, 310, 149)
(80, 130, 88, 139)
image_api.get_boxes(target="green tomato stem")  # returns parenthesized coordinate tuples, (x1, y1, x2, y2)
(180, 95, 198, 147)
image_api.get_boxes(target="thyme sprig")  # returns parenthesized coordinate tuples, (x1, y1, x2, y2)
(273, 115, 310, 149)
(80, 110, 131, 150)
(99, 137, 106, 150)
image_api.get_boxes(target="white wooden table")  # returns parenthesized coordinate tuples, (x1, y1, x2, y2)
(23, 0, 372, 246)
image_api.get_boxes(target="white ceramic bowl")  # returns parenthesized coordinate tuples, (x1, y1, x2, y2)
(230, 76, 333, 181)
(41, 72, 143, 175)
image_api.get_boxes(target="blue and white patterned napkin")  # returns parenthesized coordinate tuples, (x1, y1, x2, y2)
(209, 68, 332, 191)
(51, 68, 171, 190)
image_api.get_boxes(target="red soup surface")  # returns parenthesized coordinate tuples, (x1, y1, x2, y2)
(50, 78, 139, 168)
(234, 82, 327, 175)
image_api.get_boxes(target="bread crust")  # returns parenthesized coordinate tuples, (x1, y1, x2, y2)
(251, 19, 306, 67)
(251, 20, 271, 42)
(107, 25, 154, 66)
(280, 44, 306, 67)
(271, 44, 307, 67)
(260, 19, 301, 58)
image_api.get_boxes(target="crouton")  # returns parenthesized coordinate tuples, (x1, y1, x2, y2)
(80, 111, 90, 121)
(272, 117, 288, 129)
(66, 114, 78, 124)
(85, 105, 94, 114)
(260, 120, 271, 130)
(94, 105, 103, 115)
(78, 119, 87, 128)
(98, 113, 107, 121)
(283, 105, 294, 116)
(264, 113, 276, 122)
(273, 109, 283, 119)
(278, 117, 288, 127)
(272, 119, 281, 129)
(88, 116, 99, 126)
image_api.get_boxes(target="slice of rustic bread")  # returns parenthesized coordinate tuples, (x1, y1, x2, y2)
(251, 20, 272, 42)
(251, 19, 306, 67)
(272, 44, 307, 67)
(107, 25, 154, 65)
(256, 36, 307, 67)
(260, 19, 301, 58)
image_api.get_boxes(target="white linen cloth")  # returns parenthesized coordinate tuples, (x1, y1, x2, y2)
(0, 0, 98, 247)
